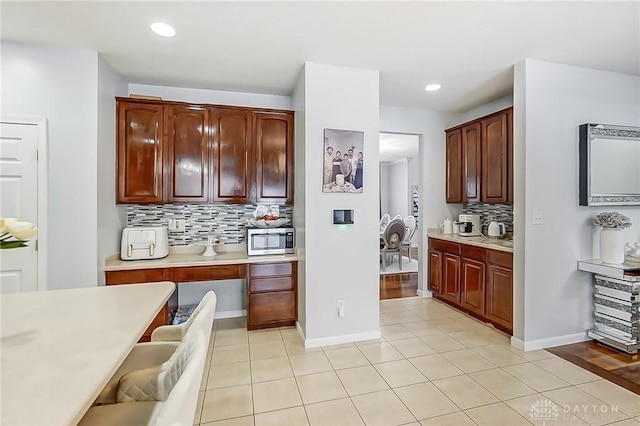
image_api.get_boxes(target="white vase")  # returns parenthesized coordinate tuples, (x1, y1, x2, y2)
(600, 228, 624, 264)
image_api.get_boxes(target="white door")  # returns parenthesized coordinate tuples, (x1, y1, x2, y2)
(0, 121, 39, 293)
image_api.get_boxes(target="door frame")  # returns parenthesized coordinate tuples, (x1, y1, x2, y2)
(1, 116, 48, 291)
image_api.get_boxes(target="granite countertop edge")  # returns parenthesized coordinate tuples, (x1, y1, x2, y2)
(426, 229, 514, 253)
(104, 244, 298, 271)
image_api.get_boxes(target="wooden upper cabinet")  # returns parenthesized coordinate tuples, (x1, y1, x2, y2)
(117, 102, 164, 203)
(211, 108, 252, 203)
(461, 122, 481, 203)
(481, 112, 508, 203)
(445, 129, 463, 203)
(507, 108, 514, 204)
(164, 106, 210, 202)
(254, 112, 294, 204)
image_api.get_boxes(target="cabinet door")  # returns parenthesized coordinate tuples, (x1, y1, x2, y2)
(248, 291, 296, 330)
(428, 249, 442, 294)
(486, 264, 513, 332)
(165, 106, 209, 202)
(460, 257, 485, 316)
(254, 112, 294, 204)
(461, 122, 481, 203)
(445, 129, 462, 203)
(211, 108, 252, 203)
(441, 253, 461, 304)
(117, 102, 164, 203)
(482, 112, 508, 203)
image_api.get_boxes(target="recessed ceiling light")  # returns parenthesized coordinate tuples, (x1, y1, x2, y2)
(424, 83, 441, 92)
(151, 22, 176, 38)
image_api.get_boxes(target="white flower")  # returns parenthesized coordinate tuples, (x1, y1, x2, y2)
(0, 217, 37, 249)
(594, 212, 632, 229)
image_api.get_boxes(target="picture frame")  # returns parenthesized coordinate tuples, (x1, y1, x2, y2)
(322, 128, 364, 193)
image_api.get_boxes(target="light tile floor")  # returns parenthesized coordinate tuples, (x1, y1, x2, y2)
(195, 297, 640, 426)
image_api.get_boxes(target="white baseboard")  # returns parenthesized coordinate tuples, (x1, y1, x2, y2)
(303, 329, 382, 349)
(511, 332, 590, 352)
(214, 309, 247, 319)
(417, 289, 433, 298)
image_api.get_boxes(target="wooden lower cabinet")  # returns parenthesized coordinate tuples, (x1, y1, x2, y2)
(428, 238, 513, 335)
(485, 253, 514, 333)
(460, 258, 485, 317)
(105, 261, 298, 337)
(428, 249, 442, 294)
(247, 262, 297, 330)
(441, 253, 461, 304)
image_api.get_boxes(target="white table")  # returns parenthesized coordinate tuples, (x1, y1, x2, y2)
(1, 282, 175, 425)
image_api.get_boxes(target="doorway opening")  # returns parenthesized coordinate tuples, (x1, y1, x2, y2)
(379, 132, 420, 299)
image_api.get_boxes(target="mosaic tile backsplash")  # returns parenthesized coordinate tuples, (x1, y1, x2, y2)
(127, 204, 294, 246)
(462, 203, 513, 232)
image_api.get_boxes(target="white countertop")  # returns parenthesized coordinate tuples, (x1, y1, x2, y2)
(105, 244, 298, 271)
(0, 282, 175, 426)
(427, 228, 514, 253)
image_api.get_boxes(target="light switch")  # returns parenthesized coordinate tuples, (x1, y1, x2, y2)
(532, 211, 543, 225)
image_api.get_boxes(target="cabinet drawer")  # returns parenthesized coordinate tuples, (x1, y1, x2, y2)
(486, 250, 513, 268)
(249, 276, 294, 292)
(249, 262, 294, 278)
(105, 269, 169, 285)
(248, 291, 296, 325)
(462, 245, 485, 262)
(429, 239, 460, 255)
(174, 265, 245, 282)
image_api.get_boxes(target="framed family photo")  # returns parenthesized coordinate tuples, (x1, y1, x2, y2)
(322, 128, 364, 193)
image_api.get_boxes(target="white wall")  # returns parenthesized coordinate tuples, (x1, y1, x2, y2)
(388, 159, 409, 218)
(97, 56, 127, 285)
(514, 59, 640, 349)
(292, 69, 307, 331)
(128, 83, 291, 110)
(1, 42, 100, 289)
(296, 63, 380, 345)
(379, 164, 390, 217)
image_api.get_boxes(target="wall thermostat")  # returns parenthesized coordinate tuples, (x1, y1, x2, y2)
(333, 209, 354, 225)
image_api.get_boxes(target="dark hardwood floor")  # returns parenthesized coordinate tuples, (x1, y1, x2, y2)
(380, 246, 419, 300)
(547, 341, 640, 395)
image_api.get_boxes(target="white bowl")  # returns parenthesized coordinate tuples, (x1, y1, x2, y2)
(246, 218, 289, 228)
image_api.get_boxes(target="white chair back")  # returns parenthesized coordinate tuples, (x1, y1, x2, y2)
(393, 214, 403, 220)
(379, 214, 390, 233)
(382, 219, 406, 249)
(152, 332, 207, 426)
(403, 215, 416, 242)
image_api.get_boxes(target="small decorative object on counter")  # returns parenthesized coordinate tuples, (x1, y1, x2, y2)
(626, 242, 640, 261)
(0, 217, 37, 249)
(594, 212, 632, 264)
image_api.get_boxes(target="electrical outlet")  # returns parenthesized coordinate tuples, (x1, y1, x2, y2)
(168, 218, 177, 231)
(532, 211, 543, 225)
(337, 300, 345, 318)
(176, 219, 186, 232)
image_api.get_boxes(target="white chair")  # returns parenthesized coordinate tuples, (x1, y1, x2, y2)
(379, 214, 390, 233)
(79, 331, 208, 426)
(380, 219, 406, 272)
(94, 291, 217, 405)
(393, 214, 403, 220)
(401, 215, 417, 263)
(152, 291, 217, 346)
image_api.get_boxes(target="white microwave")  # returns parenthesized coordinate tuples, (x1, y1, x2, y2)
(247, 228, 295, 256)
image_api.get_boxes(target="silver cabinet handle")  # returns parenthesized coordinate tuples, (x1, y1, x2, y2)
(127, 244, 132, 257)
(150, 243, 155, 256)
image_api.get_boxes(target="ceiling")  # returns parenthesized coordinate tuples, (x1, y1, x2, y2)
(1, 1, 638, 112)
(379, 133, 419, 163)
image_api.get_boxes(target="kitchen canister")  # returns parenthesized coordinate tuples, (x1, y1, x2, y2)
(443, 218, 453, 234)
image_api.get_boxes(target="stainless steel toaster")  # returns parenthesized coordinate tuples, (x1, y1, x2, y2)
(120, 226, 169, 260)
